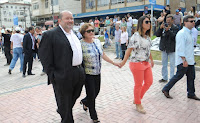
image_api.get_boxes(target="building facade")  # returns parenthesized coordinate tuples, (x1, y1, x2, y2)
(32, 0, 82, 26)
(0, 2, 31, 28)
(75, 0, 200, 19)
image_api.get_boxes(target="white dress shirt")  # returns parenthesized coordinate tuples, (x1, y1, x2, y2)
(28, 32, 35, 50)
(59, 25, 83, 66)
(120, 31, 128, 44)
(127, 17, 133, 27)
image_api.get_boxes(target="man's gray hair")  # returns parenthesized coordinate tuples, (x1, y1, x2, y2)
(59, 10, 72, 19)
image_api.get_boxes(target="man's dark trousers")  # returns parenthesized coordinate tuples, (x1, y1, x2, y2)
(162, 64, 195, 97)
(23, 51, 33, 75)
(4, 46, 12, 64)
(53, 66, 85, 123)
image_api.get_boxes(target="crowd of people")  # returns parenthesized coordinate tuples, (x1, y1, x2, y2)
(0, 5, 200, 123)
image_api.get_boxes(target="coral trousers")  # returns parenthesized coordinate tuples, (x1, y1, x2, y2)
(129, 61, 153, 104)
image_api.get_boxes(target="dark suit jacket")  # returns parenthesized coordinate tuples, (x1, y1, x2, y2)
(38, 26, 74, 88)
(23, 33, 38, 55)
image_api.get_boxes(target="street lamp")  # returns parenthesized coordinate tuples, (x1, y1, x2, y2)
(23, 6, 27, 28)
(51, 0, 55, 27)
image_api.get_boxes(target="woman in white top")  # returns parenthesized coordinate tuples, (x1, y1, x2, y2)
(119, 16, 154, 114)
(116, 17, 121, 25)
(188, 6, 196, 16)
(120, 26, 128, 60)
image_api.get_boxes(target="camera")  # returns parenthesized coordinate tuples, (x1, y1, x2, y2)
(164, 23, 168, 27)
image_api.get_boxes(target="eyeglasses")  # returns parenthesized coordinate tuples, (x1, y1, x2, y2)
(187, 20, 195, 23)
(85, 29, 94, 33)
(145, 21, 151, 24)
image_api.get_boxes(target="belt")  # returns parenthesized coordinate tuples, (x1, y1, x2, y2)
(73, 65, 82, 68)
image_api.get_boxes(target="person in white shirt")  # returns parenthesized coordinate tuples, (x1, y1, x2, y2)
(8, 27, 24, 74)
(120, 26, 128, 60)
(116, 17, 121, 25)
(39, 10, 85, 123)
(126, 13, 133, 37)
(178, 8, 183, 25)
(80, 20, 85, 27)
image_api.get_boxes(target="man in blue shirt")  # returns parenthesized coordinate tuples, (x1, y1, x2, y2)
(162, 15, 200, 101)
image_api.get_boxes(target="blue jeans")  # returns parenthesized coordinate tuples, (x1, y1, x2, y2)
(161, 51, 175, 81)
(115, 42, 122, 58)
(176, 24, 181, 30)
(103, 38, 110, 48)
(127, 26, 132, 37)
(162, 64, 195, 97)
(9, 47, 24, 72)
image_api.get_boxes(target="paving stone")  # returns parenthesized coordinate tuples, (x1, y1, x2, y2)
(0, 50, 200, 123)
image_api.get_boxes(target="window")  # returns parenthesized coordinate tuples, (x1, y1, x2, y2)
(197, 4, 200, 11)
(20, 12, 24, 15)
(11, 6, 13, 9)
(4, 18, 7, 21)
(33, 3, 39, 10)
(15, 6, 17, 9)
(111, 0, 124, 5)
(9, 12, 11, 16)
(6, 6, 8, 8)
(180, 0, 185, 2)
(86, 0, 96, 8)
(127, 0, 142, 3)
(52, 0, 58, 5)
(45, 0, 48, 8)
(3, 11, 6, 15)
(97, 0, 109, 7)
(20, 7, 21, 9)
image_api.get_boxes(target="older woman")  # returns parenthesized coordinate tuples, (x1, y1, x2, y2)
(120, 16, 154, 114)
(79, 23, 118, 123)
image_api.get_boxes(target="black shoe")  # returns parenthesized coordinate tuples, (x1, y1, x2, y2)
(188, 95, 200, 101)
(162, 90, 173, 99)
(8, 69, 11, 74)
(22, 74, 26, 78)
(80, 101, 88, 111)
(115, 57, 119, 59)
(28, 73, 35, 75)
(4, 63, 9, 66)
(159, 79, 167, 82)
(93, 119, 100, 123)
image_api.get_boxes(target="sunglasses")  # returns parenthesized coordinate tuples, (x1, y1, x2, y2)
(85, 29, 94, 33)
(145, 21, 151, 24)
(187, 20, 195, 23)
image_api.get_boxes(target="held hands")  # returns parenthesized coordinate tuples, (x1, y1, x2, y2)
(113, 62, 121, 68)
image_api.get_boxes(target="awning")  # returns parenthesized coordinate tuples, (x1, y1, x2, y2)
(45, 21, 53, 25)
(73, 4, 165, 19)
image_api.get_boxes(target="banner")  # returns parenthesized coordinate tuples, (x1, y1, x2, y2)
(149, 0, 156, 5)
(13, 15, 18, 26)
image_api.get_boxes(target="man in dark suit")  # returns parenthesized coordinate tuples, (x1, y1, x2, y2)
(38, 10, 85, 123)
(23, 27, 36, 77)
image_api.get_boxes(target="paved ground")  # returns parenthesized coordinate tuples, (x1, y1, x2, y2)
(0, 49, 200, 123)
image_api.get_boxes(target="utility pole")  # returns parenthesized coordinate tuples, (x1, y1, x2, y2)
(28, 5, 32, 26)
(0, 6, 2, 27)
(23, 6, 26, 28)
(51, 0, 55, 27)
